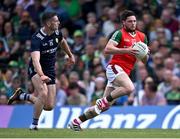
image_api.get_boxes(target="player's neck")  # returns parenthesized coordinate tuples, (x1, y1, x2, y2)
(42, 26, 54, 36)
(123, 27, 136, 35)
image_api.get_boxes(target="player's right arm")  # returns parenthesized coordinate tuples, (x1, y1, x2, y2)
(104, 30, 138, 56)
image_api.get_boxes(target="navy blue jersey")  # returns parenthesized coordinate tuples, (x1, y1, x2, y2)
(28, 28, 63, 84)
(29, 28, 62, 72)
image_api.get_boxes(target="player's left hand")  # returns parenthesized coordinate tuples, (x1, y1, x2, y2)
(66, 55, 75, 66)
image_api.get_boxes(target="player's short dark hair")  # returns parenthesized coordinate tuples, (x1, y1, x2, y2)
(121, 10, 136, 21)
(41, 12, 57, 24)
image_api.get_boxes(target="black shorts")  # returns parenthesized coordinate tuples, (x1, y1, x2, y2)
(28, 65, 55, 85)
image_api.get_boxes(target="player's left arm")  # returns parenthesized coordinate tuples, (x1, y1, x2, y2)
(141, 36, 150, 64)
(60, 38, 75, 64)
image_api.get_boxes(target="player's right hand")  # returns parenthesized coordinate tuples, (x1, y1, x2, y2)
(40, 75, 51, 83)
(124, 47, 139, 56)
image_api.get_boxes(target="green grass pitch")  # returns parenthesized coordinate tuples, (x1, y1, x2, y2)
(0, 128, 180, 138)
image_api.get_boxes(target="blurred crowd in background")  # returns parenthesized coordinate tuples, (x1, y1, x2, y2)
(0, 0, 180, 106)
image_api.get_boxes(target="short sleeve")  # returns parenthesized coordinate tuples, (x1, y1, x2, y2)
(110, 30, 122, 44)
(30, 36, 41, 52)
(144, 36, 148, 45)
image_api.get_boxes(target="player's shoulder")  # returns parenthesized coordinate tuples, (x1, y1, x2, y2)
(55, 29, 63, 41)
(32, 28, 45, 41)
(111, 30, 122, 39)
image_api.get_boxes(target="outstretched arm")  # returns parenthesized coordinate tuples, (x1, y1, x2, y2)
(104, 40, 138, 56)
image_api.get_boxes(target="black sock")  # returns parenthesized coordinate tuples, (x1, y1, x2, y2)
(79, 114, 87, 122)
(106, 94, 113, 102)
(32, 118, 39, 125)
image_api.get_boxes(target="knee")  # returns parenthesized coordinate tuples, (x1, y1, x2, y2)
(43, 103, 54, 111)
(38, 88, 48, 102)
(125, 85, 135, 95)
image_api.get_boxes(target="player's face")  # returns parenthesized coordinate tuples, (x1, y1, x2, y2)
(49, 15, 60, 31)
(123, 16, 136, 32)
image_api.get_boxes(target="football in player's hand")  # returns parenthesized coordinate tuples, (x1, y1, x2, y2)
(132, 41, 148, 59)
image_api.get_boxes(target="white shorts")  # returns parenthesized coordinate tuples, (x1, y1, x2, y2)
(106, 64, 126, 88)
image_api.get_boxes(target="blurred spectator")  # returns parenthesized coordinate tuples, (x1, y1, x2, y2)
(3, 21, 21, 62)
(17, 11, 37, 44)
(67, 82, 87, 106)
(78, 70, 95, 105)
(136, 19, 146, 33)
(72, 30, 85, 56)
(86, 12, 101, 33)
(59, 0, 84, 29)
(0, 0, 16, 20)
(0, 70, 6, 96)
(134, 76, 152, 106)
(56, 78, 67, 106)
(81, 43, 97, 71)
(127, 0, 150, 17)
(6, 76, 22, 99)
(142, 12, 154, 35)
(61, 27, 74, 47)
(45, 0, 71, 29)
(95, 37, 110, 69)
(0, 14, 5, 36)
(172, 35, 180, 49)
(152, 52, 164, 68)
(85, 23, 103, 45)
(26, 0, 45, 26)
(152, 64, 165, 85)
(141, 79, 166, 105)
(149, 19, 172, 42)
(0, 93, 8, 105)
(11, 4, 24, 34)
(68, 71, 85, 96)
(17, 0, 34, 10)
(80, 0, 96, 22)
(102, 8, 119, 37)
(112, 0, 127, 16)
(158, 69, 173, 96)
(170, 48, 180, 77)
(91, 76, 105, 105)
(0, 38, 9, 66)
(160, 8, 179, 34)
(165, 75, 180, 105)
(164, 57, 180, 76)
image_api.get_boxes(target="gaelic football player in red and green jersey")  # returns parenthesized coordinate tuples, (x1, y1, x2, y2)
(69, 10, 149, 131)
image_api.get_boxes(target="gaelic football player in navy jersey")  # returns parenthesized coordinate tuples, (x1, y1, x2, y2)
(8, 12, 75, 130)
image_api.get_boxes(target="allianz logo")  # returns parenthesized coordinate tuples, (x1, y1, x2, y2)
(38, 106, 180, 129)
(162, 105, 180, 129)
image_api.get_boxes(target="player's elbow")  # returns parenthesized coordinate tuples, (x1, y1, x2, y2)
(104, 48, 111, 54)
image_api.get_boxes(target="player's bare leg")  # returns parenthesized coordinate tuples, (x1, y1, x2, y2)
(95, 73, 134, 112)
(68, 87, 114, 131)
(29, 74, 48, 130)
(7, 74, 48, 130)
(43, 84, 56, 110)
(69, 72, 134, 131)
